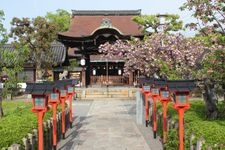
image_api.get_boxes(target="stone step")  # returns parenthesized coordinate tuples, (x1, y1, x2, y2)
(85, 91, 129, 95)
(85, 89, 129, 92)
(85, 94, 129, 98)
(75, 87, 138, 100)
(81, 97, 133, 100)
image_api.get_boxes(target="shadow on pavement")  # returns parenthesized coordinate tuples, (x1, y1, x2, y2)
(57, 116, 92, 150)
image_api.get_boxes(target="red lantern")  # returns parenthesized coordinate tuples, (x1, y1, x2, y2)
(150, 85, 159, 139)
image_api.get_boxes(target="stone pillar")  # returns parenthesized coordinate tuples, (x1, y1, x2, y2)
(129, 71, 133, 86)
(81, 69, 86, 87)
(136, 91, 144, 125)
(196, 137, 205, 150)
(8, 144, 20, 150)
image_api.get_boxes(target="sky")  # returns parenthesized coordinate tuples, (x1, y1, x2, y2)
(0, 0, 196, 36)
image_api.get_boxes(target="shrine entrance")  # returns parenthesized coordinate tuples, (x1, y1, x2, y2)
(89, 55, 129, 86)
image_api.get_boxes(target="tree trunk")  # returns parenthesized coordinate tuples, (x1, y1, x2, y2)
(0, 94, 4, 118)
(36, 69, 43, 81)
(222, 84, 225, 101)
(202, 78, 218, 119)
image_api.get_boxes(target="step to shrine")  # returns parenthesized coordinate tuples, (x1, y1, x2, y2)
(75, 87, 138, 100)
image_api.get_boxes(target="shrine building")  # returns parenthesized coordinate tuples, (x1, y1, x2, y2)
(58, 10, 144, 87)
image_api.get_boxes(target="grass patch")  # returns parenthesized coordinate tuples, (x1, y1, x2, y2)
(0, 100, 62, 148)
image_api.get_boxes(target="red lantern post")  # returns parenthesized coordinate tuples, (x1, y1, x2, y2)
(142, 85, 151, 127)
(32, 95, 49, 150)
(60, 89, 67, 139)
(48, 93, 60, 150)
(168, 80, 196, 150)
(25, 83, 53, 150)
(159, 87, 171, 143)
(173, 91, 190, 150)
(67, 86, 75, 128)
(150, 85, 159, 139)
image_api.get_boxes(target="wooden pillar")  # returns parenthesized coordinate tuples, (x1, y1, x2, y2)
(82, 69, 86, 87)
(129, 71, 133, 86)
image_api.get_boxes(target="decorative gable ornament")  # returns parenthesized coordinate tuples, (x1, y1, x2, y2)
(101, 18, 112, 28)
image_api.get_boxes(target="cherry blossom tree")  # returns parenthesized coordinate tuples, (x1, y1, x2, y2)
(99, 32, 225, 118)
(181, 0, 225, 118)
(180, 0, 225, 34)
(99, 33, 205, 79)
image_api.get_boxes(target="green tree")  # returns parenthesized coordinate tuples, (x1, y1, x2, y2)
(67, 59, 78, 71)
(0, 10, 8, 118)
(0, 11, 7, 45)
(132, 14, 183, 33)
(201, 50, 225, 85)
(200, 49, 225, 110)
(181, 0, 225, 118)
(2, 44, 29, 100)
(45, 9, 71, 32)
(10, 16, 58, 81)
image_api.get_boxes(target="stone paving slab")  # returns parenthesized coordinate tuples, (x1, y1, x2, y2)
(57, 100, 163, 150)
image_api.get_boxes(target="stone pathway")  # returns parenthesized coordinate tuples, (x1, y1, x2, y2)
(57, 100, 163, 150)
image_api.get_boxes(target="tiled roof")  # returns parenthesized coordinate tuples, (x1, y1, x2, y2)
(51, 42, 66, 64)
(1, 42, 66, 65)
(90, 55, 124, 62)
(59, 10, 143, 38)
(72, 10, 141, 16)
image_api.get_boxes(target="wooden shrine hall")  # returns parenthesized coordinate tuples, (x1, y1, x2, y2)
(58, 10, 144, 86)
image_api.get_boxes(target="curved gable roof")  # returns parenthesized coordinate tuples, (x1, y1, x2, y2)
(59, 10, 143, 38)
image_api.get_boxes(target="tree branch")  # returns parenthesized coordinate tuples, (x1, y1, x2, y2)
(212, 13, 225, 34)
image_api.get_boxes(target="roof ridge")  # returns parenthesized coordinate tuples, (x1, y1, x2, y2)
(72, 9, 141, 16)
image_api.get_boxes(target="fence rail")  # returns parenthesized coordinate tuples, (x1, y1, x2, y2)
(90, 75, 129, 86)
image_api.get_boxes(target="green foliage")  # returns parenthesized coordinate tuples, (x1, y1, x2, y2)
(181, 0, 225, 115)
(0, 101, 36, 148)
(132, 15, 159, 33)
(67, 59, 78, 71)
(1, 44, 29, 99)
(0, 9, 8, 68)
(45, 9, 71, 32)
(164, 129, 179, 150)
(200, 49, 225, 102)
(132, 14, 183, 33)
(0, 10, 8, 45)
(157, 100, 225, 149)
(202, 49, 225, 84)
(164, 14, 183, 32)
(0, 101, 61, 148)
(0, 10, 8, 117)
(10, 16, 58, 80)
(194, 32, 225, 47)
(158, 60, 182, 80)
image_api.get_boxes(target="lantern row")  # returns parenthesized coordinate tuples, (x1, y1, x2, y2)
(25, 79, 78, 150)
(139, 77, 196, 150)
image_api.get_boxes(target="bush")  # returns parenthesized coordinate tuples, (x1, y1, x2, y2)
(0, 101, 59, 148)
(157, 100, 225, 149)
